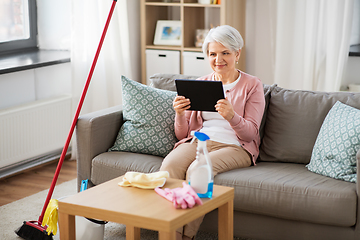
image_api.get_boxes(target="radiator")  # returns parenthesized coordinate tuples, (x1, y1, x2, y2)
(0, 95, 72, 169)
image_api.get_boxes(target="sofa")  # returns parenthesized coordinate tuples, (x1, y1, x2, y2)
(76, 73, 360, 240)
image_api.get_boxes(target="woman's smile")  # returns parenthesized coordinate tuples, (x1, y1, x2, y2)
(215, 63, 226, 68)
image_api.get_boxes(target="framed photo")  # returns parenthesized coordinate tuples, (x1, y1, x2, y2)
(195, 29, 210, 47)
(154, 20, 182, 46)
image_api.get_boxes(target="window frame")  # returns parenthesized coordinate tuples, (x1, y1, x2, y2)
(0, 0, 38, 55)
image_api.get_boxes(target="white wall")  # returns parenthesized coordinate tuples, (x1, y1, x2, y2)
(0, 70, 36, 109)
(35, 63, 72, 99)
(0, 63, 72, 110)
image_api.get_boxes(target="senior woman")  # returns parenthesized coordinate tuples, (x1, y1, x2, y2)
(160, 25, 265, 240)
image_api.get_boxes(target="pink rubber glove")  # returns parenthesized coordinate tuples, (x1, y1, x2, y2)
(155, 182, 203, 209)
(155, 187, 181, 202)
(173, 182, 201, 209)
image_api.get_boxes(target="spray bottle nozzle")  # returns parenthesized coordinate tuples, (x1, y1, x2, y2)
(191, 131, 210, 142)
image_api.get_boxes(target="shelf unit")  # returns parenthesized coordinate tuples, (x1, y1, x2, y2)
(140, 0, 246, 84)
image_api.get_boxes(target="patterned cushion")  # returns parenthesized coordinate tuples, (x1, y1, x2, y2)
(306, 101, 360, 182)
(109, 76, 177, 157)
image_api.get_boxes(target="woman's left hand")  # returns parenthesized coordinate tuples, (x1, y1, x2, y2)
(215, 97, 235, 121)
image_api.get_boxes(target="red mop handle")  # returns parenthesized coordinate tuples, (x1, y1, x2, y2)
(38, 0, 117, 224)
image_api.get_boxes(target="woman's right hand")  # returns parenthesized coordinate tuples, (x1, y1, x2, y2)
(173, 95, 191, 116)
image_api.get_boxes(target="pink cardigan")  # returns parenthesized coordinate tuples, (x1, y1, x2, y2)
(174, 70, 265, 164)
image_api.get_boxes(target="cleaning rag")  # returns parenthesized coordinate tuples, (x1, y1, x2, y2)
(155, 182, 203, 209)
(119, 171, 169, 189)
(41, 198, 58, 235)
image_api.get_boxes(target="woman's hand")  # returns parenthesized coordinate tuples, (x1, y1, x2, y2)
(215, 97, 235, 121)
(173, 95, 191, 116)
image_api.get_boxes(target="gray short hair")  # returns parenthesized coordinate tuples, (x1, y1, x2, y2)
(202, 25, 244, 56)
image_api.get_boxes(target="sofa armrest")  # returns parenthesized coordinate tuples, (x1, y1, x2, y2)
(76, 105, 123, 191)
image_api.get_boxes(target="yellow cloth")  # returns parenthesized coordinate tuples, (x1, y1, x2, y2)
(41, 199, 58, 235)
(119, 171, 169, 189)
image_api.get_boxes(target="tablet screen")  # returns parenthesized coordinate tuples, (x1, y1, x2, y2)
(175, 79, 225, 112)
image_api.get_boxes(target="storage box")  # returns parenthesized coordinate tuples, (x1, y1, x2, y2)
(146, 49, 180, 85)
(182, 51, 212, 77)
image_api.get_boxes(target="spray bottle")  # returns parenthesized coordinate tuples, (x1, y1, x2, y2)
(187, 131, 214, 198)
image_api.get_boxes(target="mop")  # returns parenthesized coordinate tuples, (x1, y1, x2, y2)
(15, 0, 117, 239)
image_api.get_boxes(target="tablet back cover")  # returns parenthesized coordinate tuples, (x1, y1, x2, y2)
(175, 79, 224, 112)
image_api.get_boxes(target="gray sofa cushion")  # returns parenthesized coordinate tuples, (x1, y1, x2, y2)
(149, 73, 199, 91)
(259, 84, 277, 141)
(214, 162, 357, 227)
(259, 87, 360, 164)
(91, 151, 163, 185)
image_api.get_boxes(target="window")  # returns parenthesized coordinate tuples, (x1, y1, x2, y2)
(0, 0, 37, 54)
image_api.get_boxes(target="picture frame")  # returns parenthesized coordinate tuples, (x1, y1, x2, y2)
(154, 20, 182, 46)
(195, 29, 210, 47)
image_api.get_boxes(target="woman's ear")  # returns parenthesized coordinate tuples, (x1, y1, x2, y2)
(236, 49, 241, 62)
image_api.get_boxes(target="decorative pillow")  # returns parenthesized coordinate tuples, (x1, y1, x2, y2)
(306, 101, 360, 182)
(109, 76, 177, 157)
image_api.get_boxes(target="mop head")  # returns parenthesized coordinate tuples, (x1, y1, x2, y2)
(41, 199, 59, 235)
(15, 199, 58, 240)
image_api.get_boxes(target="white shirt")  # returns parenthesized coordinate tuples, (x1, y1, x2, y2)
(200, 73, 241, 146)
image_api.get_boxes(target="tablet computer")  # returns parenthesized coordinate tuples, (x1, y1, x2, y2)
(175, 79, 225, 112)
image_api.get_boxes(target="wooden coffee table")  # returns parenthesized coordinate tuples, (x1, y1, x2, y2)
(58, 176, 234, 240)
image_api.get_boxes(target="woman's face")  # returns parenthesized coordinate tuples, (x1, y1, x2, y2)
(207, 42, 241, 75)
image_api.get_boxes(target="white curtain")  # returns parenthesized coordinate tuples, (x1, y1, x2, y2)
(71, 0, 134, 159)
(272, 0, 354, 91)
(71, 0, 132, 115)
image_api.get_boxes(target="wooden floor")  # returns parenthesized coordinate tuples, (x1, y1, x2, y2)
(0, 159, 77, 206)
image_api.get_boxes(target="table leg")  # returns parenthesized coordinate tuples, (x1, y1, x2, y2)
(159, 231, 176, 240)
(218, 199, 233, 240)
(126, 225, 141, 240)
(58, 212, 75, 240)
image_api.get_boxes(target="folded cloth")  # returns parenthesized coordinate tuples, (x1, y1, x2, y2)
(155, 182, 203, 209)
(119, 171, 169, 189)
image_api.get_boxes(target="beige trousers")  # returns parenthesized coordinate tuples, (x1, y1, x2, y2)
(160, 140, 251, 238)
